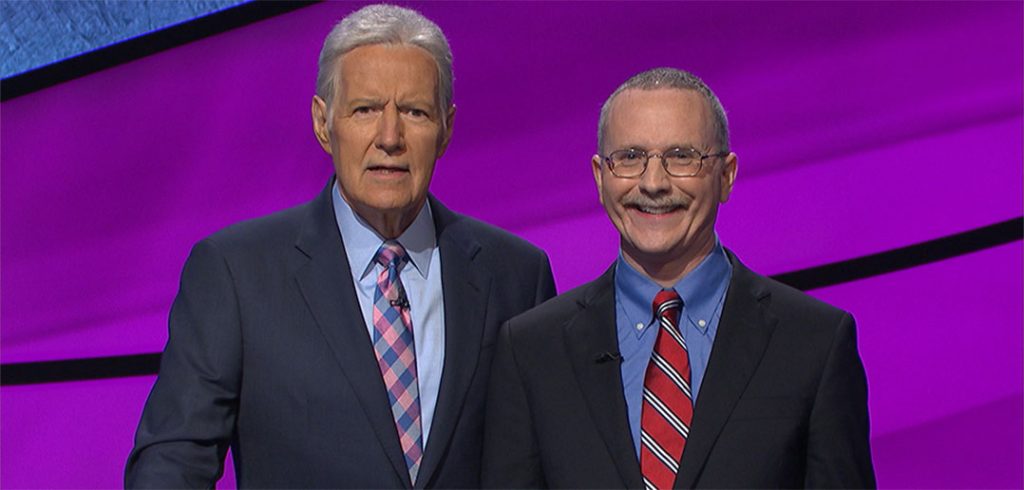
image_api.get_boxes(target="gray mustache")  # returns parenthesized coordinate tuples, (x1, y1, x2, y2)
(622, 196, 689, 209)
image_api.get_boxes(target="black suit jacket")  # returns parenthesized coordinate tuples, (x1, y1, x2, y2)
(126, 180, 556, 488)
(482, 252, 874, 488)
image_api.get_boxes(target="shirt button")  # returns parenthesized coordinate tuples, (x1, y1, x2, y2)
(636, 323, 644, 331)
(698, 319, 707, 327)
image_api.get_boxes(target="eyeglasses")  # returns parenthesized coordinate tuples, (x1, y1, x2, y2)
(600, 147, 728, 178)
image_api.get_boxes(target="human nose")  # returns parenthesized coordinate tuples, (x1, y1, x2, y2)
(374, 105, 404, 154)
(638, 153, 671, 194)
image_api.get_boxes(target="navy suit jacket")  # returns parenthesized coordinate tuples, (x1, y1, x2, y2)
(482, 252, 874, 488)
(127, 180, 556, 488)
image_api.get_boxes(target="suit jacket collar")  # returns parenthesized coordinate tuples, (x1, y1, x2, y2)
(415, 194, 491, 488)
(564, 266, 645, 488)
(293, 181, 412, 486)
(293, 181, 492, 488)
(675, 250, 779, 488)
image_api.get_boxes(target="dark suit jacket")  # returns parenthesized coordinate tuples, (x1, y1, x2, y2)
(482, 252, 874, 489)
(126, 180, 556, 488)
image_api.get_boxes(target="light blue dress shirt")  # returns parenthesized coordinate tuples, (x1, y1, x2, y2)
(332, 183, 445, 449)
(614, 240, 732, 458)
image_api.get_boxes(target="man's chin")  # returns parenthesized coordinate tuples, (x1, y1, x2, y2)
(349, 194, 416, 215)
(622, 237, 684, 261)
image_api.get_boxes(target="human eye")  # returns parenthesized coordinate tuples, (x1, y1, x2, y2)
(664, 148, 698, 165)
(401, 106, 432, 120)
(615, 148, 646, 164)
(351, 103, 381, 117)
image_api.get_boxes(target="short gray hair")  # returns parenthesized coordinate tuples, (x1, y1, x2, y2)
(597, 67, 729, 153)
(316, 4, 453, 116)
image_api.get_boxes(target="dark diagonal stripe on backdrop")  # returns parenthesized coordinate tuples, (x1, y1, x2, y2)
(2, 353, 160, 385)
(2, 216, 1020, 385)
(772, 217, 1022, 291)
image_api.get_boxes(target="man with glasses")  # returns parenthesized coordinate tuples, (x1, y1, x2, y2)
(482, 68, 875, 489)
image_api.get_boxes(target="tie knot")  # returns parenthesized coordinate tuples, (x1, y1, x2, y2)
(652, 289, 682, 320)
(374, 240, 409, 269)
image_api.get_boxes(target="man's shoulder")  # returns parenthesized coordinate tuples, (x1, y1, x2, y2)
(729, 253, 850, 324)
(434, 200, 546, 259)
(203, 200, 311, 252)
(762, 274, 846, 321)
(506, 272, 609, 331)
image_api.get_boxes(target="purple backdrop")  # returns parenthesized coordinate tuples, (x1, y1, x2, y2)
(2, 1, 1021, 488)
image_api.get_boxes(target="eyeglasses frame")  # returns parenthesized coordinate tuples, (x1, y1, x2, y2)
(600, 147, 729, 178)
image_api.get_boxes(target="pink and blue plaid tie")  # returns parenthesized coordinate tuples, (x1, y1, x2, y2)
(372, 240, 423, 483)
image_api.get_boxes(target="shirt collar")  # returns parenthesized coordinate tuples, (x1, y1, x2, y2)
(615, 254, 663, 335)
(332, 180, 436, 280)
(674, 240, 732, 333)
(614, 237, 732, 336)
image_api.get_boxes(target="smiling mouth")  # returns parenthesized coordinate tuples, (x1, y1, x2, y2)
(629, 204, 684, 215)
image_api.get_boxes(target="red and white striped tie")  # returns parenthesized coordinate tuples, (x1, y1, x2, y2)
(640, 289, 691, 490)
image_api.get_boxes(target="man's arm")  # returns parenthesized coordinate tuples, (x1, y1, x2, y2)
(805, 313, 877, 488)
(482, 320, 546, 488)
(125, 239, 242, 488)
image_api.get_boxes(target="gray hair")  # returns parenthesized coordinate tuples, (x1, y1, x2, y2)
(597, 67, 730, 153)
(316, 4, 453, 118)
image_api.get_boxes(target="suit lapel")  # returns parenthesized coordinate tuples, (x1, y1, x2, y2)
(675, 252, 778, 488)
(565, 267, 644, 489)
(293, 181, 411, 487)
(415, 196, 491, 488)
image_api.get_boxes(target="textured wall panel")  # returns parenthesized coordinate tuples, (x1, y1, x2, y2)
(1, 0, 244, 77)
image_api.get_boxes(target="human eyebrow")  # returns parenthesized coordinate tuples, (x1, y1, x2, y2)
(398, 98, 435, 109)
(615, 144, 650, 152)
(347, 98, 383, 110)
(663, 144, 699, 151)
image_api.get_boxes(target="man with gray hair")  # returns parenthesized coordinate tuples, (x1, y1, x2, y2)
(482, 67, 874, 488)
(126, 4, 555, 488)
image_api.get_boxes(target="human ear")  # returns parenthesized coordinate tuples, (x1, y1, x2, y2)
(311, 96, 331, 153)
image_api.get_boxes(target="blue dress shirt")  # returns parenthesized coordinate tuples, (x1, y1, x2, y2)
(614, 240, 732, 458)
(332, 183, 445, 449)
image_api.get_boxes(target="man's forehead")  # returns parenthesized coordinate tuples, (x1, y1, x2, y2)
(337, 43, 439, 97)
(606, 88, 714, 142)
(610, 88, 708, 116)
